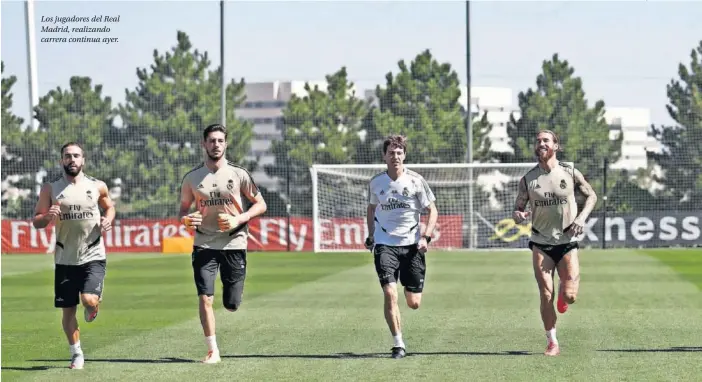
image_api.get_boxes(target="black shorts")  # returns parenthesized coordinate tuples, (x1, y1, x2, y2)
(374, 244, 426, 293)
(192, 247, 247, 310)
(54, 260, 106, 308)
(529, 241, 579, 264)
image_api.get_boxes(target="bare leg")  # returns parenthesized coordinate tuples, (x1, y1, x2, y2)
(62, 307, 79, 345)
(532, 249, 560, 356)
(404, 289, 422, 310)
(198, 294, 221, 363)
(81, 293, 100, 322)
(557, 249, 580, 304)
(383, 283, 401, 337)
(199, 295, 216, 337)
(533, 249, 557, 331)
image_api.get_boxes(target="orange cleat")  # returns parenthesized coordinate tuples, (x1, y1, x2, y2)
(544, 341, 560, 356)
(557, 291, 568, 314)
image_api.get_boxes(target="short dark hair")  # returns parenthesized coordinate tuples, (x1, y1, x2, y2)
(60, 142, 84, 156)
(203, 124, 227, 140)
(383, 134, 407, 155)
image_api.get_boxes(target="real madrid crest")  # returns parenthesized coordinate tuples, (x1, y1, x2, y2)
(227, 178, 234, 190)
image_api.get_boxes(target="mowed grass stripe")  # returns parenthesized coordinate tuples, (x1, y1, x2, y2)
(7, 249, 702, 382)
(1, 252, 370, 381)
(641, 248, 702, 291)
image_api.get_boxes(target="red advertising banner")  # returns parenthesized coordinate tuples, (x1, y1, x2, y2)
(1, 215, 463, 254)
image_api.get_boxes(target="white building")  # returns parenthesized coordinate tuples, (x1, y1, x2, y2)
(603, 107, 661, 172)
(236, 81, 659, 192)
(236, 81, 360, 192)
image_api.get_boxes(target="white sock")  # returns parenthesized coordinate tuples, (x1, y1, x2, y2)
(70, 341, 83, 355)
(546, 328, 558, 345)
(393, 334, 405, 348)
(205, 335, 218, 352)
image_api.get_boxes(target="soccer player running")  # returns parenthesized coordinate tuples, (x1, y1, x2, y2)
(179, 124, 267, 364)
(512, 130, 597, 356)
(32, 142, 116, 370)
(364, 135, 438, 359)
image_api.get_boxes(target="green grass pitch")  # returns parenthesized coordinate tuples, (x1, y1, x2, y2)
(2, 248, 701, 381)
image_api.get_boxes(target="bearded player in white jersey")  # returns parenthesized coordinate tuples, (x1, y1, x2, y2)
(513, 130, 597, 356)
(32, 142, 116, 370)
(364, 134, 439, 359)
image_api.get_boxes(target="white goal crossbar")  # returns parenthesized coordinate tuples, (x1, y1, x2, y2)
(309, 162, 557, 253)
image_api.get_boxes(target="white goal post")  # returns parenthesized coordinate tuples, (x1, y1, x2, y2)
(309, 162, 562, 253)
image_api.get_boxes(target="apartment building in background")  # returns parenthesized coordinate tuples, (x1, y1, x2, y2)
(235, 81, 660, 193)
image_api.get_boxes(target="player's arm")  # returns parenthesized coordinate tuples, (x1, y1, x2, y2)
(179, 179, 202, 229)
(239, 174, 267, 221)
(97, 181, 116, 231)
(32, 183, 60, 229)
(365, 183, 379, 249)
(419, 178, 438, 238)
(569, 169, 598, 236)
(512, 177, 530, 223)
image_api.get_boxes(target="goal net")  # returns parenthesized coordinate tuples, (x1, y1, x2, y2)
(310, 162, 552, 252)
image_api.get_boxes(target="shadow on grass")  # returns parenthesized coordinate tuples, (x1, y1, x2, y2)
(224, 350, 533, 359)
(2, 365, 62, 371)
(27, 357, 196, 364)
(26, 351, 532, 365)
(598, 346, 702, 353)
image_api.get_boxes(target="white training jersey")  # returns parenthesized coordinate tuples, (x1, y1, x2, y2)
(49, 173, 106, 266)
(368, 168, 436, 246)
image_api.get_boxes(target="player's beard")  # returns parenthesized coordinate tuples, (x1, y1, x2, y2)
(63, 163, 82, 176)
(535, 146, 554, 161)
(206, 149, 223, 161)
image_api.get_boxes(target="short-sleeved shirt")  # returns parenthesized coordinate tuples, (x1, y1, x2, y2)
(523, 162, 578, 245)
(49, 173, 106, 266)
(368, 168, 436, 246)
(181, 161, 260, 250)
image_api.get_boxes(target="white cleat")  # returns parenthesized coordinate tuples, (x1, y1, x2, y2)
(69, 353, 85, 369)
(202, 351, 221, 364)
(84, 305, 99, 323)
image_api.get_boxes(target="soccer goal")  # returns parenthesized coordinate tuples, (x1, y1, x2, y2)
(310, 162, 550, 253)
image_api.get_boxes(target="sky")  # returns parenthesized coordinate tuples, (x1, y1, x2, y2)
(2, 0, 701, 127)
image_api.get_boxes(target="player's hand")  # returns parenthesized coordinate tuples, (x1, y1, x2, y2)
(45, 202, 61, 221)
(100, 216, 113, 231)
(217, 212, 249, 231)
(181, 211, 203, 229)
(566, 217, 586, 237)
(417, 237, 428, 254)
(513, 210, 531, 224)
(364, 236, 374, 250)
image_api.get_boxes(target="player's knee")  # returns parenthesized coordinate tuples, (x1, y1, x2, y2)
(540, 290, 554, 304)
(224, 302, 240, 312)
(407, 300, 420, 310)
(564, 291, 577, 304)
(382, 285, 398, 302)
(199, 294, 214, 307)
(223, 285, 243, 312)
(80, 294, 99, 308)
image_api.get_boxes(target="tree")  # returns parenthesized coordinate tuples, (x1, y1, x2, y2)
(2, 76, 120, 218)
(265, 67, 368, 216)
(648, 40, 702, 209)
(506, 54, 622, 208)
(358, 49, 493, 164)
(118, 31, 254, 218)
(1, 61, 31, 217)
